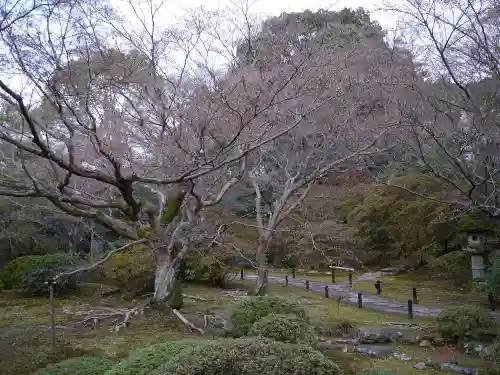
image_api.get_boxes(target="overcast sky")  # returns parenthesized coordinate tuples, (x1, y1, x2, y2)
(117, 0, 399, 30)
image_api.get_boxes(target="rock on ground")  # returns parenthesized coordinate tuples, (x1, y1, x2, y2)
(355, 345, 395, 358)
(357, 327, 416, 344)
(440, 363, 477, 375)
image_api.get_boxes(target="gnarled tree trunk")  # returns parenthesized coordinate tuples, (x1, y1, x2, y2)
(152, 251, 178, 303)
(253, 237, 270, 295)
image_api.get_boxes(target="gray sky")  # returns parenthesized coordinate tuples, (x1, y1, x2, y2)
(117, 0, 398, 30)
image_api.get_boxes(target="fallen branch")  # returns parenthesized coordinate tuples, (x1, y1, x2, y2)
(172, 309, 204, 335)
(182, 294, 209, 302)
(62, 305, 147, 331)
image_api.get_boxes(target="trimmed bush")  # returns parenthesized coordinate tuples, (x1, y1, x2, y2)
(100, 245, 155, 295)
(22, 267, 77, 296)
(437, 306, 494, 340)
(229, 296, 306, 337)
(32, 356, 114, 375)
(178, 252, 232, 287)
(0, 253, 78, 295)
(151, 337, 340, 375)
(0, 255, 46, 289)
(248, 313, 317, 345)
(104, 339, 201, 375)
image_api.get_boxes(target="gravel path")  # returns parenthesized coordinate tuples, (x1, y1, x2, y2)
(244, 273, 500, 322)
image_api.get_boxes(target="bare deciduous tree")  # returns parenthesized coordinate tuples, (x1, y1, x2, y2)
(384, 0, 500, 217)
(236, 9, 416, 294)
(0, 0, 350, 303)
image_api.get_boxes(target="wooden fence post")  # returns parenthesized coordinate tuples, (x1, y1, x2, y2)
(408, 300, 414, 319)
(47, 279, 56, 351)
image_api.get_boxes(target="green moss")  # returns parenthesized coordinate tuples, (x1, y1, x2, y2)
(160, 195, 185, 225)
(137, 227, 153, 239)
(32, 357, 114, 375)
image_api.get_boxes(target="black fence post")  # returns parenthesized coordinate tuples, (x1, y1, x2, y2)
(240, 268, 244, 280)
(412, 287, 418, 304)
(358, 293, 363, 308)
(285, 275, 289, 286)
(488, 294, 497, 311)
(325, 285, 329, 298)
(348, 270, 353, 289)
(306, 280, 310, 291)
(292, 268, 296, 279)
(408, 300, 413, 320)
(375, 280, 382, 295)
(331, 268, 335, 284)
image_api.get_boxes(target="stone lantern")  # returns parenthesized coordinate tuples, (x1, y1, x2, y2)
(463, 230, 499, 280)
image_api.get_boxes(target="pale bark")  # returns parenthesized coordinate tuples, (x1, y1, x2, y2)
(253, 236, 271, 295)
(152, 256, 177, 302)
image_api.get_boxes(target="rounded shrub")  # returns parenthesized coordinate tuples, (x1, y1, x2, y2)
(22, 267, 77, 296)
(104, 339, 201, 375)
(0, 253, 78, 295)
(100, 245, 155, 295)
(0, 255, 46, 289)
(437, 306, 494, 340)
(229, 296, 307, 337)
(151, 337, 340, 375)
(248, 313, 317, 345)
(32, 356, 114, 375)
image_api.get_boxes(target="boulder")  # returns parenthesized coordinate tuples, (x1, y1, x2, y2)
(393, 352, 412, 361)
(328, 338, 359, 345)
(358, 327, 411, 344)
(355, 345, 395, 358)
(463, 342, 490, 357)
(433, 336, 445, 346)
(440, 363, 477, 375)
(99, 284, 120, 296)
(317, 342, 349, 353)
(379, 265, 410, 276)
(419, 339, 432, 347)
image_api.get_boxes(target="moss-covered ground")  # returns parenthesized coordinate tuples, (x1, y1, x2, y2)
(0, 281, 494, 375)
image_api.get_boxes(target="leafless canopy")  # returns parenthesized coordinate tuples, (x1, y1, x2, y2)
(384, 0, 500, 216)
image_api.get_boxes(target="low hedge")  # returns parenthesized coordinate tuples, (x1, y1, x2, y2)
(248, 313, 317, 345)
(437, 306, 494, 340)
(32, 356, 114, 375)
(0, 253, 78, 295)
(104, 339, 201, 375)
(229, 296, 307, 337)
(151, 337, 340, 375)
